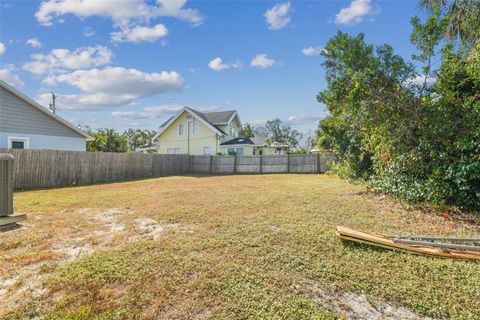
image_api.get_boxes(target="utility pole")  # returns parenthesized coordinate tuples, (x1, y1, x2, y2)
(187, 120, 190, 154)
(49, 92, 56, 114)
(186, 116, 194, 155)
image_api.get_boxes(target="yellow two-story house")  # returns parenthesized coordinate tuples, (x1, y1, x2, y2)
(148, 107, 281, 156)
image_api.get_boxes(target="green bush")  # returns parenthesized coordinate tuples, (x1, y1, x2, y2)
(316, 7, 480, 210)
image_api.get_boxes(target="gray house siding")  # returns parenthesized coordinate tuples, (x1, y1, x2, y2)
(0, 131, 86, 151)
(0, 84, 88, 151)
(0, 86, 82, 138)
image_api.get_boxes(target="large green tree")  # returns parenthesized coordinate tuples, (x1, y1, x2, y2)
(240, 123, 255, 138)
(317, 32, 416, 179)
(86, 128, 129, 153)
(123, 129, 157, 151)
(316, 7, 480, 209)
(255, 118, 303, 149)
(420, 0, 480, 51)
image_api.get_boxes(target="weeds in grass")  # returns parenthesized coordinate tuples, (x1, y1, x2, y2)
(1, 175, 479, 319)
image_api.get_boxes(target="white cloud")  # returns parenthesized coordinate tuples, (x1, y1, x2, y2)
(404, 74, 436, 87)
(112, 104, 221, 119)
(208, 57, 229, 71)
(249, 119, 268, 126)
(111, 111, 152, 120)
(48, 67, 183, 94)
(112, 104, 184, 119)
(35, 0, 203, 27)
(23, 45, 113, 75)
(36, 92, 134, 110)
(251, 112, 329, 127)
(155, 0, 203, 26)
(111, 23, 168, 43)
(83, 27, 95, 37)
(250, 54, 276, 68)
(39, 67, 183, 110)
(0, 64, 24, 87)
(26, 38, 42, 48)
(264, 2, 291, 30)
(208, 57, 241, 71)
(302, 46, 326, 56)
(284, 113, 329, 125)
(0, 42, 5, 55)
(335, 0, 377, 25)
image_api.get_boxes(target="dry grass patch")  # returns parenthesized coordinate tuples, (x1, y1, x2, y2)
(0, 174, 479, 319)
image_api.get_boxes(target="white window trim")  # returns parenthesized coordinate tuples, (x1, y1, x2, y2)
(8, 136, 30, 149)
(192, 123, 200, 135)
(235, 147, 244, 155)
(167, 147, 182, 154)
(178, 123, 185, 136)
(203, 146, 212, 155)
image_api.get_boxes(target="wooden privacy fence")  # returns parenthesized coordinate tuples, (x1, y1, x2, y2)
(0, 149, 335, 190)
(1, 149, 190, 190)
(190, 154, 335, 174)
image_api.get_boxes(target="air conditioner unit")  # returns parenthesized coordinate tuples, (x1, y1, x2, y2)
(0, 154, 14, 216)
(0, 153, 26, 229)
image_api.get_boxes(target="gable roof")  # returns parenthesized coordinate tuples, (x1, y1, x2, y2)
(220, 137, 255, 146)
(186, 109, 237, 126)
(203, 111, 237, 125)
(250, 136, 270, 146)
(220, 136, 289, 148)
(159, 116, 174, 129)
(153, 107, 232, 141)
(0, 80, 92, 140)
(187, 108, 229, 135)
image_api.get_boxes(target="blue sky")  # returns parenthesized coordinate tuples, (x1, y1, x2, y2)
(0, 0, 425, 137)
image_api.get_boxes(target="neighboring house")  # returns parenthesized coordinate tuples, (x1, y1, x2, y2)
(0, 80, 91, 151)
(219, 136, 288, 156)
(147, 107, 284, 156)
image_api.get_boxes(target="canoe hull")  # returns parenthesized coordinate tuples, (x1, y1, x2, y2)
(336, 226, 480, 261)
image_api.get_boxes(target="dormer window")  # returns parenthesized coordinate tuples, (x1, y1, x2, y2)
(178, 123, 185, 135)
(230, 126, 235, 137)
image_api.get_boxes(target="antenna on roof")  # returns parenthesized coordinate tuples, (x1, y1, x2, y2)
(49, 92, 56, 114)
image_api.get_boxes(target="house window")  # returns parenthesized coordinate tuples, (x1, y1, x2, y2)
(203, 146, 212, 155)
(192, 123, 199, 135)
(226, 147, 243, 155)
(167, 148, 182, 154)
(253, 148, 262, 155)
(230, 126, 235, 137)
(8, 137, 29, 149)
(178, 123, 185, 135)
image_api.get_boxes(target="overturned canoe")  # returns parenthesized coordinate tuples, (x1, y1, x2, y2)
(336, 226, 480, 261)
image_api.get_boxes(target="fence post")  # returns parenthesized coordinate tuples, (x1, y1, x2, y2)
(317, 154, 321, 174)
(287, 154, 290, 173)
(233, 155, 237, 174)
(210, 155, 214, 174)
(259, 155, 263, 173)
(189, 155, 193, 173)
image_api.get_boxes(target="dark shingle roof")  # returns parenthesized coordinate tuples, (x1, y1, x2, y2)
(202, 111, 236, 125)
(220, 137, 255, 146)
(251, 136, 269, 146)
(187, 107, 235, 134)
(159, 116, 174, 129)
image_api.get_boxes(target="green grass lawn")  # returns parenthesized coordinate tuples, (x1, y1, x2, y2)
(1, 174, 479, 319)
